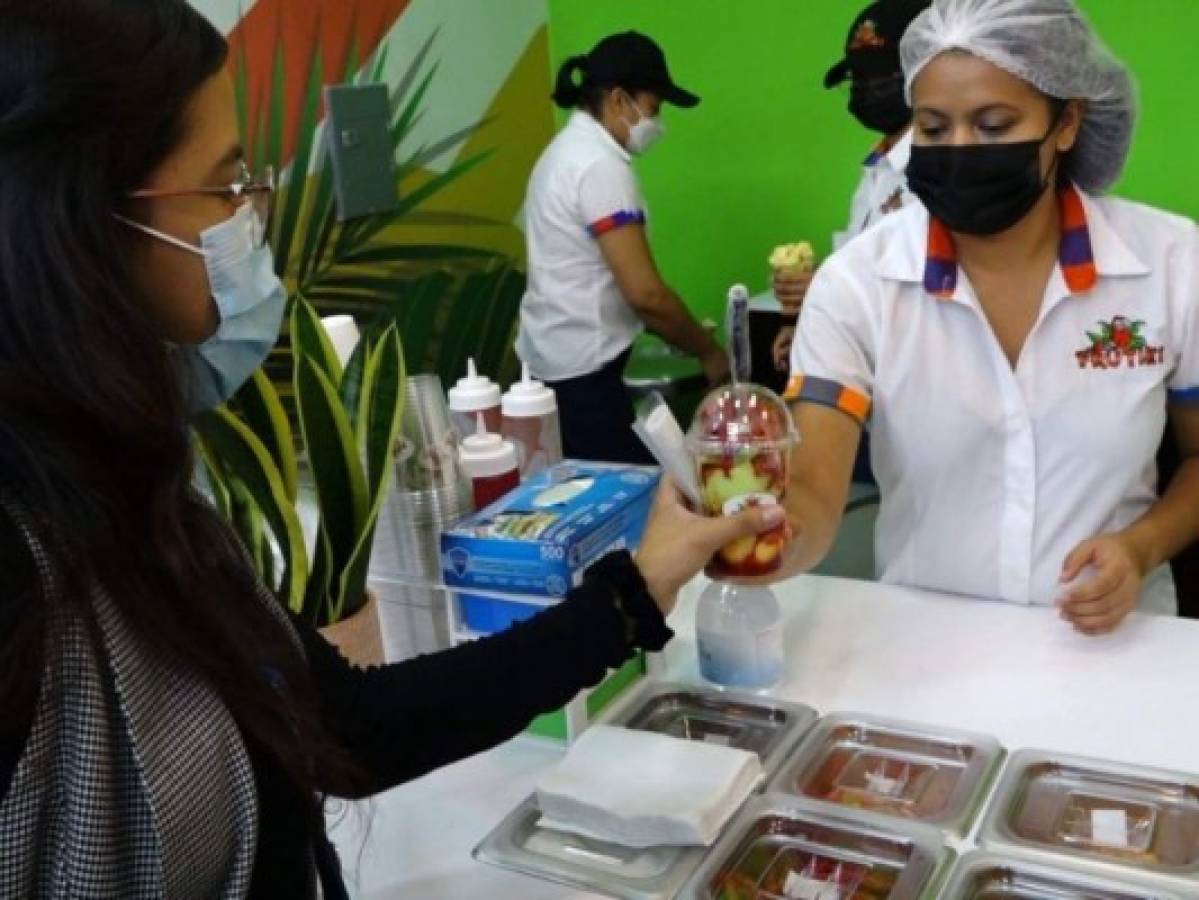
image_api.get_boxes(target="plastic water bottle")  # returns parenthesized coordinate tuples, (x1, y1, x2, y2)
(696, 581, 785, 690)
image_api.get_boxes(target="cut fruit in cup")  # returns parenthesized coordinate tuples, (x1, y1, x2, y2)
(720, 534, 758, 567)
(688, 383, 800, 580)
(754, 533, 784, 567)
(701, 461, 790, 577)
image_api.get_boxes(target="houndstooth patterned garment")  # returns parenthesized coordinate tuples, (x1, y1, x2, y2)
(0, 497, 312, 899)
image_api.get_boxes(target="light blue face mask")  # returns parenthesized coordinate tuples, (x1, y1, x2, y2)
(116, 202, 286, 413)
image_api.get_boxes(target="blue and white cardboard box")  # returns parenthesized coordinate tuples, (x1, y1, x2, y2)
(440, 461, 660, 598)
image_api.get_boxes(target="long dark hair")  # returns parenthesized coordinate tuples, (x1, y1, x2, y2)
(0, 0, 360, 799)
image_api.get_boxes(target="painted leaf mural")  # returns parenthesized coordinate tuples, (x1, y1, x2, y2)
(204, 0, 553, 387)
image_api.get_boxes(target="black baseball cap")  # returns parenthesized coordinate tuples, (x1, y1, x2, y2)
(584, 31, 700, 108)
(824, 0, 931, 88)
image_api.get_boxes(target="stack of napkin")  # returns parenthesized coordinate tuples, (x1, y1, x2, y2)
(535, 724, 764, 848)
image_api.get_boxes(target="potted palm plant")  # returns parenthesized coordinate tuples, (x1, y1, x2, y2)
(195, 297, 405, 665)
(195, 27, 525, 662)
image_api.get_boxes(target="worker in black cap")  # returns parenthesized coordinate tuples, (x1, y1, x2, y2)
(517, 32, 727, 465)
(774, 0, 932, 362)
(773, 0, 929, 485)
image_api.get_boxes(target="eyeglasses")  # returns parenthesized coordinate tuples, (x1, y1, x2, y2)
(127, 161, 275, 248)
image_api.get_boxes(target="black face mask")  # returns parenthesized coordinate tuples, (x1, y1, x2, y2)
(848, 76, 911, 135)
(906, 122, 1060, 236)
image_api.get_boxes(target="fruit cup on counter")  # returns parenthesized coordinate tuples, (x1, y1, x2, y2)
(687, 383, 799, 578)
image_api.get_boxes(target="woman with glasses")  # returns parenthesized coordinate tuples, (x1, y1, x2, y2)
(0, 3, 783, 897)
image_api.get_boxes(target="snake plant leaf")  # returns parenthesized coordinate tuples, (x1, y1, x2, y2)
(198, 442, 233, 521)
(333, 324, 405, 621)
(193, 406, 308, 612)
(291, 293, 344, 386)
(339, 332, 375, 442)
(294, 355, 368, 604)
(304, 522, 335, 626)
(233, 368, 298, 503)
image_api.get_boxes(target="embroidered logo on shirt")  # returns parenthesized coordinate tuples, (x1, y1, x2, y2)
(1075, 317, 1164, 369)
(849, 20, 886, 51)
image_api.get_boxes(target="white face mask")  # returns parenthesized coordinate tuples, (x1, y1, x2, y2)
(116, 203, 286, 412)
(620, 94, 665, 156)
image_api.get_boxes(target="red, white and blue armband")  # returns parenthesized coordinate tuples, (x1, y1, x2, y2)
(587, 209, 646, 238)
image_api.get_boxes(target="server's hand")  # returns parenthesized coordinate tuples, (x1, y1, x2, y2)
(636, 478, 786, 615)
(1057, 534, 1144, 635)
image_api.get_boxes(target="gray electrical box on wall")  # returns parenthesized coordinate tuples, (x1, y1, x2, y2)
(323, 83, 397, 221)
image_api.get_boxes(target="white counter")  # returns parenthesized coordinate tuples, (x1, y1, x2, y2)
(328, 574, 1199, 899)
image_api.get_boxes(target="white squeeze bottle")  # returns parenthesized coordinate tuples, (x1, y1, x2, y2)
(448, 358, 502, 440)
(501, 362, 563, 478)
(459, 413, 521, 510)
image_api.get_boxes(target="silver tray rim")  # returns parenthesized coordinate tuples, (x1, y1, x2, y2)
(939, 849, 1195, 899)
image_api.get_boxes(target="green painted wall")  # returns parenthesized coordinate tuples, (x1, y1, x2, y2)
(546, 0, 1199, 323)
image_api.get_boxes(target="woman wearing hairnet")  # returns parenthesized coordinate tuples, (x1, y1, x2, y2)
(779, 0, 1199, 633)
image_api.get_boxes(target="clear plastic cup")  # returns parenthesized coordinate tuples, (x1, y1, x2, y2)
(686, 383, 799, 579)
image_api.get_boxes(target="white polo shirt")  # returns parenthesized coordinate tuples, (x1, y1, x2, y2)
(790, 185, 1199, 613)
(833, 131, 915, 252)
(516, 111, 647, 382)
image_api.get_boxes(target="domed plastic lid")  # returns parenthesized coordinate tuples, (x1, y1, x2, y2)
(686, 383, 799, 455)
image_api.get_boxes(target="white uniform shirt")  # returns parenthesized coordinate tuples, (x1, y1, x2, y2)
(790, 185, 1199, 613)
(833, 131, 915, 251)
(516, 111, 646, 381)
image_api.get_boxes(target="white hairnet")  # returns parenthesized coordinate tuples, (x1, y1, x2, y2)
(900, 0, 1137, 192)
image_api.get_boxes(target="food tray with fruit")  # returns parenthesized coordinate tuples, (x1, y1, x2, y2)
(766, 714, 1004, 839)
(677, 795, 951, 900)
(979, 750, 1199, 886)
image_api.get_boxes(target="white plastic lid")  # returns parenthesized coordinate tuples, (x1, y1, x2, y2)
(459, 413, 518, 478)
(502, 361, 557, 418)
(448, 358, 501, 412)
